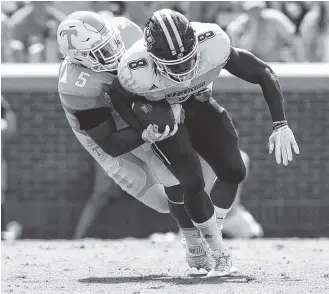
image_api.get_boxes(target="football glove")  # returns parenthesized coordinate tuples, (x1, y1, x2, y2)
(268, 121, 299, 166)
(193, 87, 212, 102)
(142, 123, 178, 144)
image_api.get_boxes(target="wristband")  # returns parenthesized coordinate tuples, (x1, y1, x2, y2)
(273, 120, 288, 130)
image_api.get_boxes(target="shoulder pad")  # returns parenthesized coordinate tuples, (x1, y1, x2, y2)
(118, 40, 155, 95)
(58, 59, 102, 110)
(111, 17, 143, 50)
(58, 59, 102, 97)
(192, 22, 231, 68)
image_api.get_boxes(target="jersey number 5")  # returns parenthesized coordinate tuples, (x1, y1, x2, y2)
(128, 58, 148, 71)
(75, 72, 90, 88)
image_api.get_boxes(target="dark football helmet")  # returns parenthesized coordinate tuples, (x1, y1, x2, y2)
(144, 9, 200, 84)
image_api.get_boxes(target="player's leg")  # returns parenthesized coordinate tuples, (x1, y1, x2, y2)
(152, 125, 215, 222)
(73, 129, 170, 213)
(185, 97, 246, 219)
(152, 124, 235, 274)
(184, 98, 244, 276)
(200, 149, 263, 238)
(223, 150, 264, 238)
(132, 144, 213, 271)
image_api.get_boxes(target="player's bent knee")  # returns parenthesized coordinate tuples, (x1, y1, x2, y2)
(137, 184, 170, 213)
(229, 160, 247, 184)
(184, 177, 205, 195)
(165, 185, 184, 203)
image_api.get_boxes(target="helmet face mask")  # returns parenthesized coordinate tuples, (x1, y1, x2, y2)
(79, 28, 125, 72)
(150, 41, 200, 84)
(145, 9, 200, 85)
(57, 11, 125, 72)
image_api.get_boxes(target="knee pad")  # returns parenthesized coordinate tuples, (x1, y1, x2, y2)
(184, 176, 205, 196)
(137, 184, 170, 214)
(219, 158, 247, 184)
(232, 159, 247, 184)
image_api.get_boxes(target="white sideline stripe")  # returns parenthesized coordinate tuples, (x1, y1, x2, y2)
(153, 12, 176, 55)
(163, 10, 184, 53)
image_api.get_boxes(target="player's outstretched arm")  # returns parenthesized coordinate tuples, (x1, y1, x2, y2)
(75, 107, 144, 157)
(223, 47, 299, 166)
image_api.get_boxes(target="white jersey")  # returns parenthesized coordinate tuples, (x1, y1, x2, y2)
(118, 22, 231, 104)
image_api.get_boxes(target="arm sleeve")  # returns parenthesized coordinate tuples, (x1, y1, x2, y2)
(74, 107, 115, 131)
(224, 47, 286, 122)
(74, 107, 144, 157)
(109, 78, 146, 135)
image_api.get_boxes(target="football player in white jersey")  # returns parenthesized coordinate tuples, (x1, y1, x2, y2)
(113, 9, 299, 277)
(57, 11, 240, 275)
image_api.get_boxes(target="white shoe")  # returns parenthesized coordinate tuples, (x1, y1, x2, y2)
(182, 238, 213, 272)
(222, 205, 264, 238)
(207, 251, 239, 277)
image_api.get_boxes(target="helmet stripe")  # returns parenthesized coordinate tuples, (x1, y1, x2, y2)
(153, 11, 177, 55)
(163, 10, 185, 53)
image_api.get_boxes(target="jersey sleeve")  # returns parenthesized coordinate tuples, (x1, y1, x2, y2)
(118, 41, 155, 95)
(112, 17, 143, 50)
(193, 22, 231, 69)
(58, 60, 102, 110)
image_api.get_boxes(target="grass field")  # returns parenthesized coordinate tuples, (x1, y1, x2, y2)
(2, 237, 329, 294)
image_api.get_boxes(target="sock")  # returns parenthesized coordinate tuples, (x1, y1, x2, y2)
(215, 206, 231, 230)
(165, 185, 195, 228)
(180, 227, 204, 255)
(192, 212, 230, 255)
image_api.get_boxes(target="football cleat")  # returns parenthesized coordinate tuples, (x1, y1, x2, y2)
(182, 238, 213, 272)
(207, 251, 239, 277)
(222, 205, 264, 238)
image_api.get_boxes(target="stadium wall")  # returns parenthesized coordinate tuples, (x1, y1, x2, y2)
(1, 63, 329, 238)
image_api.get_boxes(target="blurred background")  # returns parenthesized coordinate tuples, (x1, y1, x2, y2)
(1, 1, 329, 239)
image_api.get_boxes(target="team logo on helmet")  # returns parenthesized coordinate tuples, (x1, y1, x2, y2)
(144, 27, 155, 50)
(177, 53, 184, 58)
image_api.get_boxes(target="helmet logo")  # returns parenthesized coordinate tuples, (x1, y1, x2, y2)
(177, 53, 184, 58)
(144, 27, 155, 50)
(61, 29, 78, 50)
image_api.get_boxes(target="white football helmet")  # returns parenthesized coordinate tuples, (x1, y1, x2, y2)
(57, 11, 125, 72)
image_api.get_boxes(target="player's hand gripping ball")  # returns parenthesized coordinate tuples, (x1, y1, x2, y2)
(132, 99, 182, 144)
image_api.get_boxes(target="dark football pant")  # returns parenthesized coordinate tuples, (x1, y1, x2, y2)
(183, 97, 246, 209)
(183, 97, 246, 184)
(151, 124, 215, 223)
(152, 124, 205, 192)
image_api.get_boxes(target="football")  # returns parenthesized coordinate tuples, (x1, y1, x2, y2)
(132, 99, 175, 133)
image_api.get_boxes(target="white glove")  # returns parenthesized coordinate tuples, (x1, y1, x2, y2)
(142, 123, 178, 144)
(269, 123, 299, 166)
(194, 86, 212, 102)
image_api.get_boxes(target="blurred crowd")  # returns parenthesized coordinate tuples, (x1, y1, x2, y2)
(1, 1, 329, 63)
